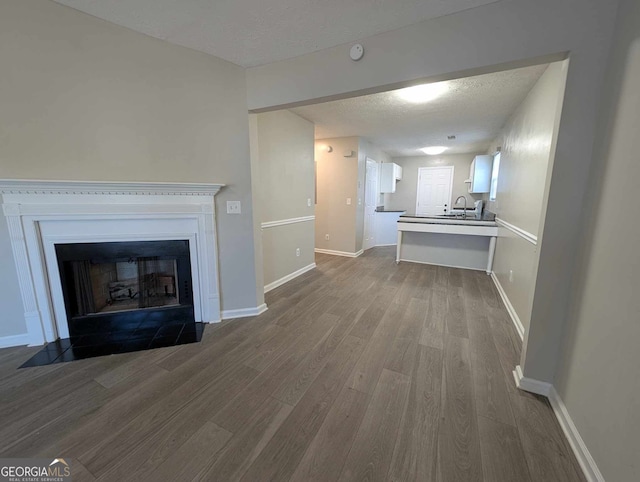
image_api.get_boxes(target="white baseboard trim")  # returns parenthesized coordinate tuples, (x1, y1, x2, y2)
(0, 333, 31, 349)
(314, 248, 363, 258)
(264, 263, 316, 293)
(547, 387, 605, 482)
(513, 366, 605, 482)
(490, 271, 525, 340)
(221, 303, 268, 320)
(513, 365, 552, 395)
(373, 243, 397, 247)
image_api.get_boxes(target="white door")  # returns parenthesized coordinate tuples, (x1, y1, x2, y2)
(364, 159, 378, 250)
(416, 166, 454, 215)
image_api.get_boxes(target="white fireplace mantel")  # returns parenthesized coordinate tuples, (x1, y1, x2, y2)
(1, 179, 225, 347)
(0, 179, 224, 196)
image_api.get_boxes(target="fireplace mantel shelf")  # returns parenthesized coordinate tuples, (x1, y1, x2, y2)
(0, 179, 225, 197)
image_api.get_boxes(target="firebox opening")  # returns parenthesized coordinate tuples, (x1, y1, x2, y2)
(74, 257, 180, 316)
(16, 239, 207, 367)
(55, 240, 195, 337)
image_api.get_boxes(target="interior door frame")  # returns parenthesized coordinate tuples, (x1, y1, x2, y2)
(363, 158, 378, 250)
(415, 165, 455, 215)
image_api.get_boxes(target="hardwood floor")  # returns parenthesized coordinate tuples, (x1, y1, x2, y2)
(0, 247, 585, 481)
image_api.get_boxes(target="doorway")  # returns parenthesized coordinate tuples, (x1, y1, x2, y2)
(416, 166, 454, 215)
(363, 158, 378, 250)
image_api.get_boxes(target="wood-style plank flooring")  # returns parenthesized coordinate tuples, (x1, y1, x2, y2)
(0, 247, 585, 481)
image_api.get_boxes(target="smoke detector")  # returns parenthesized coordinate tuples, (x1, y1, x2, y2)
(350, 44, 364, 61)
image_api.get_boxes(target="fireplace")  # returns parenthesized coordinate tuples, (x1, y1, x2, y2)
(1, 180, 225, 364)
(9, 239, 208, 366)
(55, 240, 195, 338)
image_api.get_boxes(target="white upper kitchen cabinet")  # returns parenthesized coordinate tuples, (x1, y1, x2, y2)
(465, 155, 492, 193)
(380, 163, 403, 193)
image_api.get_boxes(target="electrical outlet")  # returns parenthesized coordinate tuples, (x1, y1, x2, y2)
(509, 270, 514, 283)
(307, 198, 312, 207)
(296, 248, 300, 257)
(226, 201, 241, 214)
(346, 198, 351, 205)
(325, 234, 330, 240)
(358, 198, 362, 206)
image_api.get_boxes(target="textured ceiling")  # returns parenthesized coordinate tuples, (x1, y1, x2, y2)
(51, 0, 498, 67)
(290, 64, 549, 157)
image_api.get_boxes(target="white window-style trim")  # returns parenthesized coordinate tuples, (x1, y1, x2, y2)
(489, 152, 501, 201)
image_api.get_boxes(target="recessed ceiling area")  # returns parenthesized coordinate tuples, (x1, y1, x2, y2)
(290, 64, 549, 157)
(51, 0, 498, 67)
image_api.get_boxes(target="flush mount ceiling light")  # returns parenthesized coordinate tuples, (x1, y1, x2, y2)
(420, 146, 448, 155)
(396, 82, 449, 103)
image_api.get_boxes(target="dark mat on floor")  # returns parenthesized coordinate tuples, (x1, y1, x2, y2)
(20, 321, 204, 368)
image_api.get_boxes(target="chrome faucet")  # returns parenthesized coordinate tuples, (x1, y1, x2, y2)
(454, 195, 467, 218)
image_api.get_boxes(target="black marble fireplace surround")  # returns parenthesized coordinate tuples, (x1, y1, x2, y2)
(21, 240, 203, 368)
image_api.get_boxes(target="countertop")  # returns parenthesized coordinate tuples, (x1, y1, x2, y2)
(399, 211, 497, 226)
(375, 207, 406, 213)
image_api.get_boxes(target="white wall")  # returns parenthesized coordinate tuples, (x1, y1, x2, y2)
(248, 115, 266, 307)
(554, 0, 640, 479)
(314, 137, 360, 254)
(491, 62, 568, 236)
(245, 0, 618, 384)
(253, 110, 315, 288)
(385, 153, 484, 213)
(315, 137, 392, 254)
(262, 221, 315, 287)
(491, 61, 568, 334)
(400, 233, 491, 271)
(0, 0, 260, 340)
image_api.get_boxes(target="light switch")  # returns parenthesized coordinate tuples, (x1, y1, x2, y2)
(307, 198, 312, 207)
(346, 198, 351, 205)
(226, 201, 241, 214)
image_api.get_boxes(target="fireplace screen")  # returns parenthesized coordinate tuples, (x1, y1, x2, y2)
(56, 240, 194, 329)
(72, 257, 180, 315)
